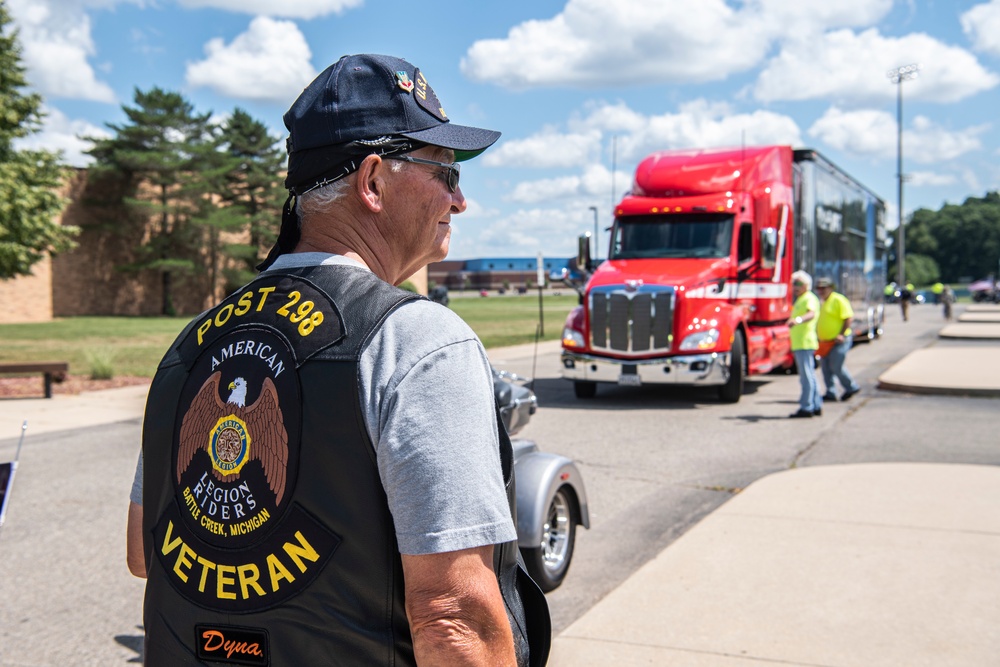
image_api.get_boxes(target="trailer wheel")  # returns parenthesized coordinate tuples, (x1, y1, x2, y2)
(521, 486, 578, 592)
(718, 331, 745, 403)
(573, 381, 597, 399)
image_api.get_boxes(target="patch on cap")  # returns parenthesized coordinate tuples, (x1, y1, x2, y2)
(413, 69, 447, 121)
(395, 71, 414, 92)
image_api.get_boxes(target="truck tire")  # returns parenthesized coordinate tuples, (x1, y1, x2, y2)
(521, 486, 578, 592)
(574, 380, 597, 399)
(718, 331, 745, 403)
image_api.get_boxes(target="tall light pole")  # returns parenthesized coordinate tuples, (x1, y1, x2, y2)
(887, 63, 919, 286)
(589, 205, 599, 262)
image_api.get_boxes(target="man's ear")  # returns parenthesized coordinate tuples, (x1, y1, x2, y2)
(354, 154, 386, 213)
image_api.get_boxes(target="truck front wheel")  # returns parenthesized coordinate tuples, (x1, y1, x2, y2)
(573, 380, 597, 399)
(718, 331, 745, 403)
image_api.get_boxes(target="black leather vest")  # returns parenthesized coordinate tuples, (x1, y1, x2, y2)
(142, 265, 550, 666)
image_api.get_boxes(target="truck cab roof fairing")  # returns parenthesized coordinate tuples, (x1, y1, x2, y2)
(631, 146, 793, 199)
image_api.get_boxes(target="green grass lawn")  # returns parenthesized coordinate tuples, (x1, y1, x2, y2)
(0, 295, 578, 378)
(0, 317, 192, 378)
(450, 293, 577, 349)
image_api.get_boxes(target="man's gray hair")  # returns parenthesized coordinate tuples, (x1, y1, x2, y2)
(791, 270, 812, 290)
(296, 159, 404, 221)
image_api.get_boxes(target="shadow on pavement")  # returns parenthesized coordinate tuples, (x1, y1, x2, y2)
(114, 626, 143, 663)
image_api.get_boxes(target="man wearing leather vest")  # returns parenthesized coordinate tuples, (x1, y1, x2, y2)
(127, 54, 550, 666)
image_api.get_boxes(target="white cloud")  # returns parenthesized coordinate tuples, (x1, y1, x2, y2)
(807, 107, 896, 156)
(755, 29, 999, 104)
(754, 0, 893, 31)
(7, 0, 116, 102)
(178, 0, 363, 20)
(462, 0, 769, 89)
(907, 171, 957, 187)
(185, 17, 316, 102)
(578, 100, 802, 161)
(482, 129, 602, 168)
(449, 199, 613, 258)
(507, 164, 630, 204)
(474, 207, 583, 256)
(807, 107, 986, 163)
(962, 0, 1000, 55)
(959, 167, 983, 194)
(509, 175, 584, 203)
(14, 105, 109, 167)
(456, 197, 499, 220)
(907, 116, 988, 162)
(461, 0, 895, 90)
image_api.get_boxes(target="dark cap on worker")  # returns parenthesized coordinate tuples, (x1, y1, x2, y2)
(258, 54, 501, 271)
(283, 53, 501, 195)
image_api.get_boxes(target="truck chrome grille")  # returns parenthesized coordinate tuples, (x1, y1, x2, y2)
(589, 286, 675, 355)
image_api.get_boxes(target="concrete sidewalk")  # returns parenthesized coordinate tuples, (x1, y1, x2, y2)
(550, 463, 1000, 666)
(0, 383, 150, 439)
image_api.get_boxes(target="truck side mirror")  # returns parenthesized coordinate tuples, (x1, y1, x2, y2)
(760, 227, 778, 269)
(576, 233, 593, 273)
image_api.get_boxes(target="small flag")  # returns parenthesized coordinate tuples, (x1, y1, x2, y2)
(0, 461, 16, 530)
(0, 421, 27, 534)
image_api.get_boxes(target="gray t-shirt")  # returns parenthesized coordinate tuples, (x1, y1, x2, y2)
(132, 253, 515, 555)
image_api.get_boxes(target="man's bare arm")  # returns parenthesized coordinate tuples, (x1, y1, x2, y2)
(402, 546, 515, 666)
(127, 501, 147, 578)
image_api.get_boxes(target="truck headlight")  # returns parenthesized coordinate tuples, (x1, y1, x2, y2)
(679, 328, 720, 351)
(562, 328, 585, 348)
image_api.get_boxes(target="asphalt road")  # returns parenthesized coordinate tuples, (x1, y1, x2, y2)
(1, 301, 996, 665)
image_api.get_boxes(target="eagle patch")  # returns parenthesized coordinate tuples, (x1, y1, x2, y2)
(172, 328, 300, 550)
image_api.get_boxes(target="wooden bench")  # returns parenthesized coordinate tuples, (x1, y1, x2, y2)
(0, 362, 69, 398)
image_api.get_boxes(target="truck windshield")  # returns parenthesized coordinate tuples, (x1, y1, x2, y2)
(610, 213, 734, 259)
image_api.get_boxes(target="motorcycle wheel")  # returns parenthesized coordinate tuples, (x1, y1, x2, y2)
(521, 486, 578, 592)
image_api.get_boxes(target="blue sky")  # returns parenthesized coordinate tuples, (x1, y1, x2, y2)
(9, 0, 1000, 260)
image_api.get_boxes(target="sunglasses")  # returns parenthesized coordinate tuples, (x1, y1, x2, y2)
(385, 155, 461, 193)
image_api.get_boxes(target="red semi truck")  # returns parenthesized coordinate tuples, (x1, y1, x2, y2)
(559, 145, 887, 402)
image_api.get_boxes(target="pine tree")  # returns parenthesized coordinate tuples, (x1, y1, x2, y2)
(0, 1, 75, 280)
(200, 108, 285, 292)
(87, 87, 216, 315)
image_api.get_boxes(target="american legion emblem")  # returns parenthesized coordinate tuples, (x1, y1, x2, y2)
(177, 372, 288, 510)
(154, 275, 344, 612)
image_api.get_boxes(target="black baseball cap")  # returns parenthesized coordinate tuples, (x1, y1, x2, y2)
(258, 54, 501, 271)
(283, 53, 501, 194)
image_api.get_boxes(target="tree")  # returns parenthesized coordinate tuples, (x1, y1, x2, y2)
(907, 192, 1000, 283)
(203, 108, 285, 292)
(0, 2, 76, 279)
(87, 88, 216, 315)
(891, 253, 940, 287)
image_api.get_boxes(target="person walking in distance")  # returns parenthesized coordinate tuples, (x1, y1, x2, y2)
(815, 277, 860, 402)
(787, 270, 822, 418)
(899, 283, 913, 322)
(941, 285, 955, 321)
(126, 53, 550, 666)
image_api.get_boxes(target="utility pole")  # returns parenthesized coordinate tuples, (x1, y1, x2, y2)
(611, 134, 617, 210)
(589, 205, 599, 262)
(887, 63, 919, 286)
